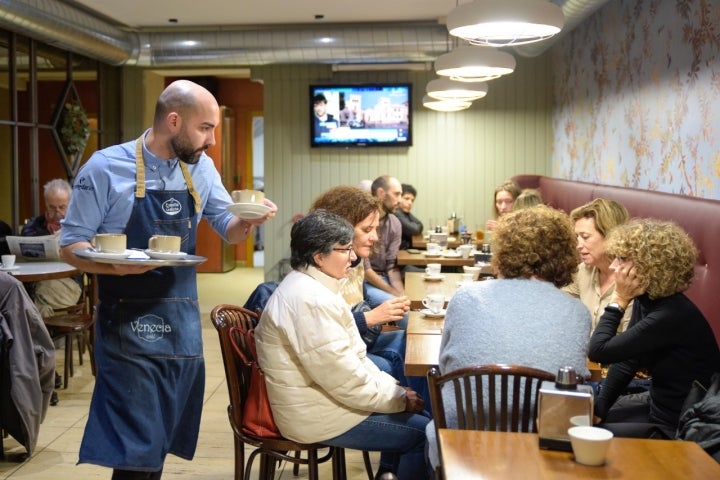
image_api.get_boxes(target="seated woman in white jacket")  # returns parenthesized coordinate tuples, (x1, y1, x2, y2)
(255, 210, 430, 480)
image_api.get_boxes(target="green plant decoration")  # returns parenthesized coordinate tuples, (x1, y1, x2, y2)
(60, 102, 89, 156)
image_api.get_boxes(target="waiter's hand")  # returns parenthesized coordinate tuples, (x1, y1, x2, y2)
(245, 198, 278, 226)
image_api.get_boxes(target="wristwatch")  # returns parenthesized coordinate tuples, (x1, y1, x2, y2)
(606, 302, 625, 314)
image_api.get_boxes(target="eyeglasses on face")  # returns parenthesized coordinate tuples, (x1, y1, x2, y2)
(332, 246, 354, 255)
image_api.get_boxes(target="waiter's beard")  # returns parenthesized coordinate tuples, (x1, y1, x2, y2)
(171, 134, 208, 165)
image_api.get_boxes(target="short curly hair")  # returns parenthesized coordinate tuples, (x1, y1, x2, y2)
(605, 219, 697, 299)
(492, 205, 578, 287)
(309, 186, 381, 226)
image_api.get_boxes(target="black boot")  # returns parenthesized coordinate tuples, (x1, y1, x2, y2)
(55, 371, 62, 388)
(50, 390, 59, 406)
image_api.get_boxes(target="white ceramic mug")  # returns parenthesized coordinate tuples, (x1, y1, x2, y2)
(231, 189, 265, 204)
(425, 263, 441, 276)
(1, 254, 16, 269)
(460, 273, 474, 283)
(148, 235, 181, 253)
(426, 242, 442, 255)
(458, 244, 473, 259)
(463, 265, 482, 280)
(568, 426, 613, 466)
(422, 294, 445, 314)
(92, 233, 127, 253)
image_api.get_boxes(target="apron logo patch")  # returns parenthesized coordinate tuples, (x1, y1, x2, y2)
(162, 198, 182, 216)
(131, 315, 172, 342)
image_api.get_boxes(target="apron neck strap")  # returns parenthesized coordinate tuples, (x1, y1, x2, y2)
(135, 134, 201, 213)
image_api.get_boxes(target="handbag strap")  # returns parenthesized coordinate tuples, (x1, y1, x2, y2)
(229, 325, 253, 365)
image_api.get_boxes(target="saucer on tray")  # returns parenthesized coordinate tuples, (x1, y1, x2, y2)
(145, 249, 188, 260)
(420, 308, 446, 318)
(0, 266, 19, 271)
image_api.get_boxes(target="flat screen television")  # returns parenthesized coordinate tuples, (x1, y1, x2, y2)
(310, 83, 412, 147)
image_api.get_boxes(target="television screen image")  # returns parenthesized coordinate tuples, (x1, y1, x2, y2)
(310, 84, 412, 147)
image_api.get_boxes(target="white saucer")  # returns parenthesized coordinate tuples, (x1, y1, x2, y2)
(423, 274, 445, 281)
(423, 252, 441, 257)
(442, 251, 461, 258)
(145, 249, 188, 260)
(0, 266, 19, 271)
(226, 202, 271, 220)
(420, 308, 446, 318)
(88, 249, 133, 260)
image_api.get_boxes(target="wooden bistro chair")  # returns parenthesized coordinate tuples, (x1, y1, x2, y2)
(211, 304, 374, 480)
(43, 273, 97, 388)
(427, 364, 555, 480)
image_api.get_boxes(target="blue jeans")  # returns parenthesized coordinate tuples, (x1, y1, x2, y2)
(368, 329, 407, 384)
(323, 411, 431, 479)
(364, 277, 409, 329)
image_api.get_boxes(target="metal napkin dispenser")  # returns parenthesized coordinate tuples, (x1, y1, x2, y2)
(537, 366, 593, 451)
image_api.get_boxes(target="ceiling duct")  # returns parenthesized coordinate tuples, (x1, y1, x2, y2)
(0, 0, 609, 67)
(511, 0, 610, 58)
(0, 0, 136, 65)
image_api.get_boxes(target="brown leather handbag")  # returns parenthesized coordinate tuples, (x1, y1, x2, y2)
(228, 326, 282, 438)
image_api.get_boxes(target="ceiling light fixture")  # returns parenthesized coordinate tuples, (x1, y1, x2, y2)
(422, 95, 472, 112)
(447, 0, 564, 47)
(426, 78, 488, 101)
(434, 46, 516, 82)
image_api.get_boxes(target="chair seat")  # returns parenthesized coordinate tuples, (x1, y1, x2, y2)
(44, 313, 93, 332)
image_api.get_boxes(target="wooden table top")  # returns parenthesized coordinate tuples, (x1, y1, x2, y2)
(404, 272, 464, 309)
(407, 310, 444, 335)
(7, 261, 80, 282)
(397, 250, 475, 267)
(438, 429, 720, 479)
(404, 333, 441, 377)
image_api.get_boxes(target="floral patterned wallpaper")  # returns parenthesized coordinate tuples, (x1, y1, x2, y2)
(552, 0, 720, 199)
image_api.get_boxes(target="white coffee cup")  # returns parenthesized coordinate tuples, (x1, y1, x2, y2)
(148, 235, 181, 253)
(458, 244, 473, 259)
(231, 189, 265, 204)
(460, 273, 474, 283)
(568, 426, 613, 466)
(422, 294, 445, 314)
(426, 242, 442, 255)
(463, 265, 482, 280)
(425, 263, 441, 276)
(1, 254, 16, 269)
(92, 233, 127, 254)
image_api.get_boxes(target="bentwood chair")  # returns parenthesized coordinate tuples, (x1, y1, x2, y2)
(43, 273, 97, 388)
(427, 364, 555, 480)
(211, 304, 374, 480)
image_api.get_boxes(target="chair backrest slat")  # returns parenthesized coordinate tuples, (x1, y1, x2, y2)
(428, 364, 555, 435)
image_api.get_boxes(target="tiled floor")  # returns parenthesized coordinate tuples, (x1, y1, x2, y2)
(1, 266, 377, 479)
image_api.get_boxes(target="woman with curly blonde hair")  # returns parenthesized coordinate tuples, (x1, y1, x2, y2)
(589, 219, 720, 439)
(426, 205, 591, 471)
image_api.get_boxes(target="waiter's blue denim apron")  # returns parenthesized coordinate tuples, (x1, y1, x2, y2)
(79, 138, 205, 471)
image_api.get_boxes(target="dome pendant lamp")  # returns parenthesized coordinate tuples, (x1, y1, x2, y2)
(426, 78, 488, 101)
(447, 0, 565, 47)
(422, 95, 472, 112)
(434, 46, 516, 83)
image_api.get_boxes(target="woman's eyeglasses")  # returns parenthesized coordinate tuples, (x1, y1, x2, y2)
(332, 246, 354, 255)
